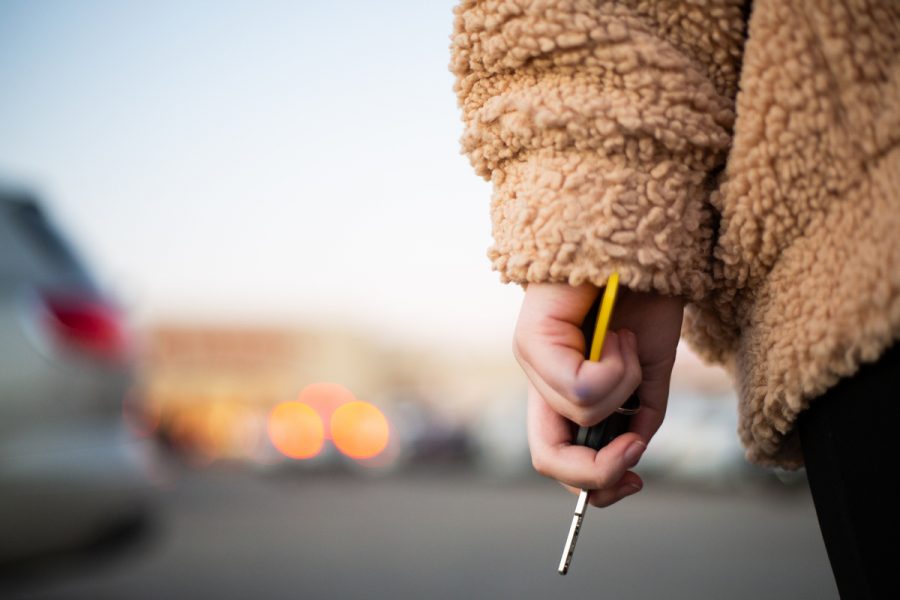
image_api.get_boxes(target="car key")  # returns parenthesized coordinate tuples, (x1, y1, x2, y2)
(558, 272, 640, 575)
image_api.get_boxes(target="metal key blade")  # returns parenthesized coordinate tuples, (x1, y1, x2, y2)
(558, 489, 589, 574)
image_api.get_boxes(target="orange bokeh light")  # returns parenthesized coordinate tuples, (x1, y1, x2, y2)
(297, 382, 357, 439)
(267, 401, 325, 459)
(330, 401, 390, 460)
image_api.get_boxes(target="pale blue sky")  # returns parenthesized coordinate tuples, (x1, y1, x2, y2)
(0, 0, 523, 350)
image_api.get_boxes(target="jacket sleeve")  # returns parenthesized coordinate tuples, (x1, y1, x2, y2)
(451, 0, 746, 300)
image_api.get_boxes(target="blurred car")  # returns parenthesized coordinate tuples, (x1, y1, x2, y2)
(0, 188, 158, 563)
(253, 392, 474, 476)
(384, 395, 475, 467)
(638, 392, 756, 484)
(471, 387, 531, 479)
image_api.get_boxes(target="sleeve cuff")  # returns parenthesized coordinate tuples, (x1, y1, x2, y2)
(487, 148, 714, 301)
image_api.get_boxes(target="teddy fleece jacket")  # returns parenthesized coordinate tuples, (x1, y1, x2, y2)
(451, 0, 900, 467)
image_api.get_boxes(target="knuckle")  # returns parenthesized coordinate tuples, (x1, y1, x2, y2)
(607, 357, 626, 381)
(626, 365, 642, 391)
(511, 332, 529, 365)
(530, 453, 549, 477)
(569, 408, 595, 428)
(591, 471, 614, 490)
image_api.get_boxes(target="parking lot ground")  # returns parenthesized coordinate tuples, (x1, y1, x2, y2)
(5, 465, 837, 599)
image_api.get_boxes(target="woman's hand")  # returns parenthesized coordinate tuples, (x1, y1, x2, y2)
(514, 282, 683, 506)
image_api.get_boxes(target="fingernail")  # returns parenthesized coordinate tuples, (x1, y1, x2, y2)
(623, 481, 642, 496)
(624, 441, 646, 467)
(575, 384, 593, 402)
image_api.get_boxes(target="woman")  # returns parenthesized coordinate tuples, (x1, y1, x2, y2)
(451, 0, 899, 596)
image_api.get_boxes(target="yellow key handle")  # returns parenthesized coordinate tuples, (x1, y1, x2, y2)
(574, 273, 640, 450)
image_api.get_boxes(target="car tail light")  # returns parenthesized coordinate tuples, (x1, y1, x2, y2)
(42, 293, 129, 361)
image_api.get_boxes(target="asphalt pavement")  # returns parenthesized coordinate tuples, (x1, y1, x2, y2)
(5, 466, 837, 599)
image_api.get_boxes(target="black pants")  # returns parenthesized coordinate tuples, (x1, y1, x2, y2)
(798, 342, 899, 599)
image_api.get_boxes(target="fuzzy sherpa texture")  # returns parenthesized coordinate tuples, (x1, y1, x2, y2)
(451, 0, 900, 467)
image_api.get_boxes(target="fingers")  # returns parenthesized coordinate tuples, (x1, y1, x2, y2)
(514, 285, 643, 427)
(627, 386, 666, 444)
(561, 473, 643, 507)
(527, 385, 648, 493)
(518, 331, 640, 426)
(626, 355, 676, 443)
